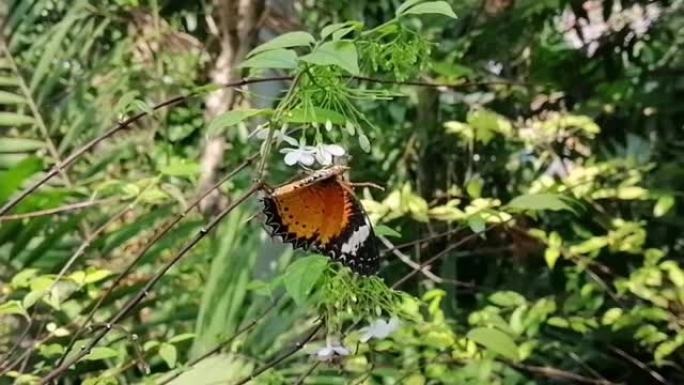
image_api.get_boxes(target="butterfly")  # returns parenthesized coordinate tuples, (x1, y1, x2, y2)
(262, 166, 379, 275)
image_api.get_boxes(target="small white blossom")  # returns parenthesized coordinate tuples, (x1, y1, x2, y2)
(314, 144, 346, 166)
(280, 143, 347, 167)
(281, 145, 316, 166)
(313, 342, 350, 362)
(359, 317, 401, 343)
(250, 126, 298, 147)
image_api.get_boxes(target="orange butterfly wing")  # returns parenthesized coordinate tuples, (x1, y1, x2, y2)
(263, 172, 379, 275)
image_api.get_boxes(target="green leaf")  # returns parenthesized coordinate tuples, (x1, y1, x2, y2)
(0, 112, 35, 126)
(168, 333, 196, 344)
(507, 193, 574, 213)
(207, 108, 266, 136)
(160, 158, 200, 178)
(0, 156, 43, 203)
(489, 291, 526, 307)
(467, 215, 486, 234)
(375, 225, 401, 238)
(283, 255, 328, 305)
(247, 31, 315, 57)
(0, 300, 28, 318)
(0, 76, 19, 86)
(601, 308, 623, 325)
(398, 1, 457, 18)
(358, 134, 371, 152)
(283, 106, 346, 124)
(544, 247, 561, 269)
(0, 91, 26, 104)
(299, 41, 359, 75)
(396, 0, 424, 16)
(83, 347, 119, 361)
(240, 48, 298, 70)
(654, 195, 675, 217)
(0, 138, 45, 152)
(38, 343, 65, 358)
(467, 327, 519, 361)
(654, 334, 684, 366)
(321, 22, 361, 41)
(159, 342, 178, 368)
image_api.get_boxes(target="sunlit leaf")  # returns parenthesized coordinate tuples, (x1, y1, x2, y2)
(247, 31, 315, 57)
(0, 112, 35, 126)
(0, 300, 28, 318)
(467, 327, 519, 361)
(299, 41, 359, 75)
(83, 347, 119, 361)
(240, 49, 298, 70)
(398, 1, 457, 18)
(507, 193, 574, 213)
(375, 225, 401, 238)
(654, 195, 675, 217)
(159, 343, 178, 368)
(0, 91, 26, 104)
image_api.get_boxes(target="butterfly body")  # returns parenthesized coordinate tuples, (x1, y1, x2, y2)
(262, 166, 379, 275)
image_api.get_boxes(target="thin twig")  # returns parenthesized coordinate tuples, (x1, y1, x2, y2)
(157, 296, 282, 385)
(230, 323, 323, 385)
(379, 236, 444, 284)
(510, 362, 618, 385)
(292, 361, 321, 385)
(390, 221, 510, 289)
(40, 184, 261, 384)
(381, 227, 466, 255)
(0, 198, 119, 222)
(609, 345, 669, 385)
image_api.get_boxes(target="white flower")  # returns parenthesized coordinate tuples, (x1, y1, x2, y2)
(281, 145, 316, 166)
(359, 317, 401, 343)
(280, 143, 347, 167)
(314, 144, 346, 166)
(250, 126, 298, 147)
(313, 342, 350, 362)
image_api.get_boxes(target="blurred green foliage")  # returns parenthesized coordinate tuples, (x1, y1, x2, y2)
(1, 0, 684, 384)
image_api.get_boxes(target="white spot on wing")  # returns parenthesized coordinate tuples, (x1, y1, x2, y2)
(341, 224, 370, 254)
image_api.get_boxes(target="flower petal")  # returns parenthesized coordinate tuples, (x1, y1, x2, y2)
(315, 149, 333, 166)
(324, 144, 346, 156)
(281, 134, 299, 147)
(284, 151, 300, 166)
(298, 152, 315, 166)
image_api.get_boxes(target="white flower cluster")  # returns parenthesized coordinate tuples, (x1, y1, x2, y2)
(250, 126, 346, 167)
(311, 317, 401, 362)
